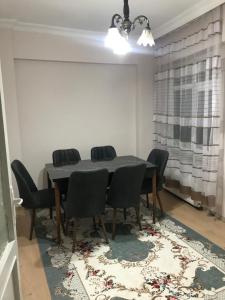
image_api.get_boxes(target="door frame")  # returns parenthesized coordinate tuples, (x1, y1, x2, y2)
(0, 59, 21, 300)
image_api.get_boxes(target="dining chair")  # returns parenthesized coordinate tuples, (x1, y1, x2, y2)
(107, 164, 146, 240)
(91, 145, 117, 161)
(141, 148, 169, 214)
(52, 148, 81, 167)
(65, 169, 109, 252)
(52, 148, 81, 198)
(11, 160, 54, 240)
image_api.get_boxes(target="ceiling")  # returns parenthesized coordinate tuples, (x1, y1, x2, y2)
(0, 0, 203, 33)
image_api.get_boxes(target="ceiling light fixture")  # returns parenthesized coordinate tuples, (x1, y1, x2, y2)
(105, 0, 155, 55)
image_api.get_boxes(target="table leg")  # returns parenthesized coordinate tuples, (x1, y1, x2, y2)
(47, 172, 52, 189)
(152, 170, 157, 224)
(54, 182, 61, 244)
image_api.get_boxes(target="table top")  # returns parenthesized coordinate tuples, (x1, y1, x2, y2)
(46, 155, 156, 181)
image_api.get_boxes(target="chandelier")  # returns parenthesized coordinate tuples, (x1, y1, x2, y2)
(105, 0, 155, 55)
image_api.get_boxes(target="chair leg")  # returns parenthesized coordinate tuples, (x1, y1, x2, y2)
(123, 208, 127, 221)
(93, 217, 97, 231)
(157, 192, 164, 216)
(99, 215, 109, 244)
(146, 193, 150, 208)
(112, 208, 117, 240)
(49, 206, 53, 219)
(29, 209, 36, 240)
(72, 218, 77, 253)
(65, 219, 69, 236)
(61, 217, 66, 235)
(135, 206, 142, 231)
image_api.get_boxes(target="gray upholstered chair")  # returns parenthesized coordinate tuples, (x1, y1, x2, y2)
(141, 149, 169, 213)
(52, 148, 81, 167)
(91, 145, 117, 161)
(11, 160, 54, 240)
(65, 169, 109, 252)
(107, 164, 146, 240)
(52, 148, 81, 197)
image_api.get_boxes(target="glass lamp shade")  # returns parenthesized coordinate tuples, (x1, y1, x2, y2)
(105, 27, 131, 55)
(105, 27, 122, 49)
(137, 28, 155, 47)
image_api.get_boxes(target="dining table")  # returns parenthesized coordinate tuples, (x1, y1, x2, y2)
(45, 155, 157, 244)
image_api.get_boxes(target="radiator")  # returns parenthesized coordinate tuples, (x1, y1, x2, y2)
(163, 185, 202, 208)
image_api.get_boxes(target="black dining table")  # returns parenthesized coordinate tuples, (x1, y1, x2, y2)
(46, 155, 157, 243)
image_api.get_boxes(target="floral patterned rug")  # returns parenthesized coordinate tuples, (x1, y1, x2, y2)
(36, 201, 225, 300)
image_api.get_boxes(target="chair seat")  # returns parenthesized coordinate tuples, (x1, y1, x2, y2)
(64, 201, 105, 218)
(27, 188, 55, 209)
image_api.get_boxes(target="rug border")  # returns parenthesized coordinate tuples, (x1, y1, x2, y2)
(35, 204, 225, 300)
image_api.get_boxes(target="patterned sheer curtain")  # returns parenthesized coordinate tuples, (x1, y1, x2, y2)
(153, 6, 224, 215)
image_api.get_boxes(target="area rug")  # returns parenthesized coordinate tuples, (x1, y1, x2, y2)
(36, 201, 225, 300)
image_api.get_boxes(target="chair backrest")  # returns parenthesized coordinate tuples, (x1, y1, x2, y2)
(147, 149, 169, 189)
(11, 160, 37, 207)
(108, 164, 146, 209)
(91, 145, 116, 161)
(66, 169, 109, 218)
(52, 148, 81, 167)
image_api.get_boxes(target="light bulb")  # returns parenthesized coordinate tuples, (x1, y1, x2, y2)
(137, 28, 155, 47)
(105, 27, 131, 55)
(105, 27, 122, 49)
(113, 37, 131, 55)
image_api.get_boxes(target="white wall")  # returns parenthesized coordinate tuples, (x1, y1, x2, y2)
(0, 26, 154, 189)
(12, 29, 154, 163)
(15, 59, 137, 186)
(0, 28, 22, 161)
(0, 28, 22, 194)
(137, 60, 154, 160)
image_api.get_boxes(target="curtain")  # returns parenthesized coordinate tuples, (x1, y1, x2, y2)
(153, 6, 224, 214)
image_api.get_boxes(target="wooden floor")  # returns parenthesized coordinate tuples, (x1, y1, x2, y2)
(16, 208, 51, 300)
(16, 190, 225, 300)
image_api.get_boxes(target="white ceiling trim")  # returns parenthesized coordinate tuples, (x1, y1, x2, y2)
(0, 18, 16, 29)
(153, 0, 225, 38)
(0, 0, 224, 39)
(0, 19, 103, 39)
